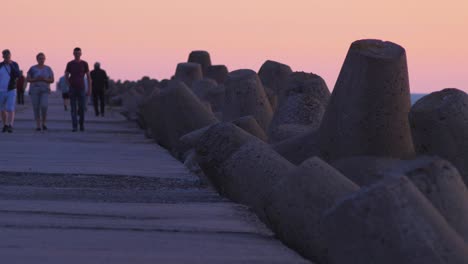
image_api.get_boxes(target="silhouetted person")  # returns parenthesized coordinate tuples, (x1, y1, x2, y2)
(0, 49, 20, 133)
(65, 47, 91, 132)
(16, 71, 26, 105)
(90, 62, 109, 117)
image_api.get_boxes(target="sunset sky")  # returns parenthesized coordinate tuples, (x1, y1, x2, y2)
(3, 0, 467, 93)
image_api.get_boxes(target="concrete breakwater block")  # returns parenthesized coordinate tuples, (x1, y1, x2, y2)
(192, 78, 225, 112)
(409, 88, 468, 185)
(273, 129, 320, 165)
(231, 116, 268, 142)
(174, 62, 203, 87)
(322, 175, 468, 264)
(222, 69, 273, 131)
(137, 87, 161, 129)
(188, 50, 212, 75)
(318, 39, 415, 161)
(331, 155, 468, 242)
(280, 72, 330, 106)
(269, 94, 326, 142)
(177, 116, 268, 159)
(148, 80, 218, 150)
(258, 60, 292, 95)
(205, 65, 229, 84)
(195, 123, 294, 215)
(264, 157, 359, 262)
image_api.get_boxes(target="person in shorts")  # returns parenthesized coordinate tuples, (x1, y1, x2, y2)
(57, 75, 70, 111)
(0, 49, 20, 133)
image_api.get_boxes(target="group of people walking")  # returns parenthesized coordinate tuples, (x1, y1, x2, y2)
(0, 47, 109, 133)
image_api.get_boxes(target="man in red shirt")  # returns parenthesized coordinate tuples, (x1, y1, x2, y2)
(65, 47, 91, 132)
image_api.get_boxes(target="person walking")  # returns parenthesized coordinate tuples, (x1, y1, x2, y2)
(57, 75, 70, 111)
(65, 47, 91, 132)
(90, 62, 109, 116)
(27, 52, 54, 131)
(16, 71, 26, 105)
(0, 49, 20, 133)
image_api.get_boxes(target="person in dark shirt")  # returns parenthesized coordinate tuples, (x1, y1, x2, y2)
(65, 47, 91, 132)
(90, 62, 109, 117)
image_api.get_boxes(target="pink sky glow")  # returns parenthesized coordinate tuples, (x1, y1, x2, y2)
(3, 0, 467, 93)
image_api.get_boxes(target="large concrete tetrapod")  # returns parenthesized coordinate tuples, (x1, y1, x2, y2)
(258, 60, 293, 95)
(188, 50, 212, 75)
(223, 69, 273, 131)
(322, 175, 468, 264)
(174, 62, 203, 87)
(264, 157, 359, 262)
(196, 123, 294, 219)
(205, 65, 229, 84)
(192, 78, 225, 112)
(318, 39, 415, 161)
(409, 88, 468, 185)
(331, 155, 468, 242)
(149, 80, 218, 150)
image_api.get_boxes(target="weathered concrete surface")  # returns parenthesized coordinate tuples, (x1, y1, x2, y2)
(409, 88, 468, 185)
(318, 39, 415, 161)
(0, 94, 309, 263)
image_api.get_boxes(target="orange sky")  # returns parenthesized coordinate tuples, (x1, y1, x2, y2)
(3, 0, 467, 93)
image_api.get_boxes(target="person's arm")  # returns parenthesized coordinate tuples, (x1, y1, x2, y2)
(44, 67, 54, 84)
(26, 69, 36, 83)
(64, 63, 70, 87)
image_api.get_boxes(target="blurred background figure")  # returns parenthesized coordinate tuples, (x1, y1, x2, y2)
(57, 74, 70, 111)
(90, 62, 109, 117)
(16, 70, 26, 105)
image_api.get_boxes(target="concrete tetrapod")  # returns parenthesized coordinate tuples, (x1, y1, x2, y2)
(258, 60, 293, 96)
(192, 78, 225, 112)
(188, 50, 212, 75)
(223, 69, 273, 131)
(269, 95, 326, 142)
(174, 62, 203, 87)
(195, 123, 295, 220)
(318, 39, 415, 161)
(322, 175, 468, 264)
(148, 80, 218, 150)
(231, 116, 268, 142)
(272, 129, 320, 165)
(332, 155, 468, 242)
(280, 72, 330, 106)
(409, 88, 468, 185)
(205, 65, 229, 84)
(263, 157, 359, 262)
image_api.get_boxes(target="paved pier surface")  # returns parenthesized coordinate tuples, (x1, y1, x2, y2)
(0, 93, 308, 263)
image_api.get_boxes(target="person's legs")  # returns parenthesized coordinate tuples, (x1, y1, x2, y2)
(77, 89, 86, 130)
(40, 89, 49, 129)
(92, 90, 99, 116)
(69, 90, 78, 131)
(62, 93, 69, 111)
(30, 90, 41, 129)
(5, 90, 16, 132)
(0, 91, 7, 130)
(99, 89, 105, 116)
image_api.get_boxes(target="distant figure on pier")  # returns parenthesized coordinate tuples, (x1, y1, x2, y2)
(65, 47, 91, 132)
(16, 71, 26, 105)
(90, 62, 109, 117)
(27, 52, 54, 131)
(0, 49, 20, 133)
(57, 75, 70, 111)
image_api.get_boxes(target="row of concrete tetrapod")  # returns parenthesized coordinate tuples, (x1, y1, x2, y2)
(132, 41, 468, 263)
